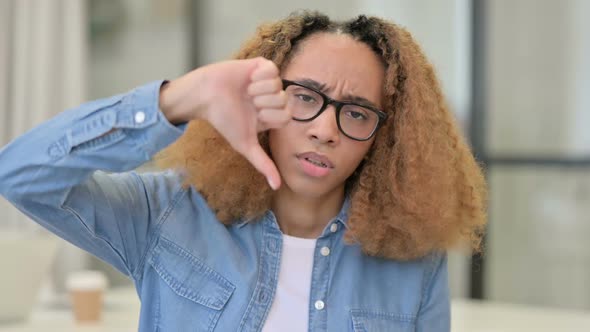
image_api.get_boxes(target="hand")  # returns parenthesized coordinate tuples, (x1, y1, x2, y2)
(159, 57, 290, 190)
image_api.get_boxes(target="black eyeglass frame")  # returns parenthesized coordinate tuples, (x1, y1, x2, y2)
(282, 79, 388, 141)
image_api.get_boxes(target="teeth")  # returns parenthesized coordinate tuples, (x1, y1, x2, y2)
(305, 157, 327, 168)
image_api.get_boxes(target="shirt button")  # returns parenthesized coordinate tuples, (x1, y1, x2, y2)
(258, 290, 268, 303)
(320, 246, 330, 257)
(330, 223, 338, 233)
(134, 111, 146, 124)
(314, 300, 325, 310)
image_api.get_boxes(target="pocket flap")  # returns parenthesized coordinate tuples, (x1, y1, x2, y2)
(351, 309, 416, 332)
(148, 238, 235, 310)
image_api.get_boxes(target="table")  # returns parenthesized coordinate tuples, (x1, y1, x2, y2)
(0, 288, 140, 332)
(452, 298, 590, 332)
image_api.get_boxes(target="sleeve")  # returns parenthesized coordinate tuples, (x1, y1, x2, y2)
(416, 252, 451, 332)
(0, 80, 186, 280)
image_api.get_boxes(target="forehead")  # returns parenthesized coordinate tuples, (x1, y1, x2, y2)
(281, 33, 384, 100)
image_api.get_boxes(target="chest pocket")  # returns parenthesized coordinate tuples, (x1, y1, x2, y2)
(351, 309, 416, 332)
(148, 238, 235, 332)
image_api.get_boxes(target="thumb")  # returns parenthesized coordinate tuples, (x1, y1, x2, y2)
(242, 142, 281, 190)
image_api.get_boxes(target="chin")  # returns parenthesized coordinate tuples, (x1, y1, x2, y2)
(281, 174, 342, 199)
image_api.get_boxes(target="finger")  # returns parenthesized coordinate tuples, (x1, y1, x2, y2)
(252, 91, 287, 109)
(247, 78, 282, 96)
(251, 59, 280, 82)
(258, 108, 291, 129)
(242, 143, 281, 190)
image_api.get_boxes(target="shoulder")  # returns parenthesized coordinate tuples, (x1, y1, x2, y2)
(410, 251, 447, 290)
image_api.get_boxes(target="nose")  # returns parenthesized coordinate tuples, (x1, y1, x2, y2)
(307, 105, 340, 145)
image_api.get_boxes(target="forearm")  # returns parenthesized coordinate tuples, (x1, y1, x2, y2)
(158, 68, 209, 125)
(0, 80, 183, 204)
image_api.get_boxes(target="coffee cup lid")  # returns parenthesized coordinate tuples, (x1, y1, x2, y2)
(66, 270, 108, 291)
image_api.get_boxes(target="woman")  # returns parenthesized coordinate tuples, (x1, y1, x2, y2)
(0, 12, 486, 332)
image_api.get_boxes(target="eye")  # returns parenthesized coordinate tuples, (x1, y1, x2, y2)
(344, 109, 368, 120)
(295, 93, 318, 104)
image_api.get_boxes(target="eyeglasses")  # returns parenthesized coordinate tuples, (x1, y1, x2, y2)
(282, 79, 388, 141)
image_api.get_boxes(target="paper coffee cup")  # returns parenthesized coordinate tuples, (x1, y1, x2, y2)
(66, 270, 108, 323)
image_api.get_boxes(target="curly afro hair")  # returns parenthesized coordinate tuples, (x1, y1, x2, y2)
(156, 11, 487, 260)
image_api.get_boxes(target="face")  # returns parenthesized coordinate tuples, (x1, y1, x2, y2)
(269, 32, 385, 199)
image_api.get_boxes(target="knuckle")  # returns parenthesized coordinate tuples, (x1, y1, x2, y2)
(273, 79, 282, 91)
(254, 95, 265, 105)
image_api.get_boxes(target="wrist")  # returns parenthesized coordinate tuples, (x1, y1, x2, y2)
(159, 81, 185, 125)
(158, 73, 209, 124)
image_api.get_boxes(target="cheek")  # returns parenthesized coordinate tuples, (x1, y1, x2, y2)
(343, 142, 373, 171)
(269, 122, 302, 148)
(268, 127, 294, 160)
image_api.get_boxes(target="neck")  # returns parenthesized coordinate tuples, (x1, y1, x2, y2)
(271, 184, 345, 239)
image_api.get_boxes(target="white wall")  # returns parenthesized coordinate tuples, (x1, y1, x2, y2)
(487, 0, 590, 157)
(196, 0, 358, 64)
(0, 0, 90, 294)
(88, 0, 189, 99)
(486, 0, 590, 309)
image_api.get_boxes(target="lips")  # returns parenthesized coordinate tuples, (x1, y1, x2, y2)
(296, 152, 334, 169)
(296, 152, 333, 178)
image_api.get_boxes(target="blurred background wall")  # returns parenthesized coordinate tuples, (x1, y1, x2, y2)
(0, 0, 589, 312)
(485, 0, 590, 309)
(0, 0, 90, 293)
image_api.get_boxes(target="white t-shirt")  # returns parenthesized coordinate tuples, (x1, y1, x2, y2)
(261, 234, 317, 332)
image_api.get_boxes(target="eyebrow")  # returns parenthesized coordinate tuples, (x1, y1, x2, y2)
(295, 78, 381, 110)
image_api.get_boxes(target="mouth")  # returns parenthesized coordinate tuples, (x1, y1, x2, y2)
(296, 152, 334, 168)
(303, 157, 329, 168)
(296, 152, 334, 178)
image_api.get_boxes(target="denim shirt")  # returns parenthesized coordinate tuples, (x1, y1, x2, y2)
(0, 81, 450, 332)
